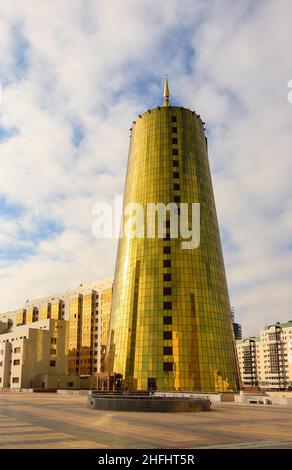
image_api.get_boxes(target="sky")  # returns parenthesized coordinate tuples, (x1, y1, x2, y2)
(0, 0, 292, 336)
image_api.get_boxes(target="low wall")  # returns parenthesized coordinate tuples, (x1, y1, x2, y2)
(267, 391, 292, 397)
(268, 397, 292, 405)
(88, 395, 211, 412)
(154, 392, 228, 403)
(57, 389, 90, 396)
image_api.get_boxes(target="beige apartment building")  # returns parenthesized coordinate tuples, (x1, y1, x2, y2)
(237, 321, 292, 390)
(0, 277, 113, 390)
(0, 318, 68, 389)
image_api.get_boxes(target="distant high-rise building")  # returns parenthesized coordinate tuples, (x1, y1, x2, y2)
(237, 321, 292, 390)
(233, 323, 242, 340)
(231, 307, 242, 340)
(106, 79, 240, 392)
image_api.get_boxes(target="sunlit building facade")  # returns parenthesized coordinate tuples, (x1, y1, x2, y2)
(0, 278, 113, 388)
(0, 319, 68, 389)
(100, 287, 113, 372)
(237, 321, 292, 390)
(106, 80, 240, 392)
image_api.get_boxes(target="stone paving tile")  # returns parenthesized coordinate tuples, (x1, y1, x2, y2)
(0, 426, 52, 434)
(1, 393, 292, 448)
(1, 402, 211, 446)
(0, 420, 28, 425)
(0, 441, 107, 449)
(65, 440, 109, 449)
(0, 432, 74, 443)
(0, 420, 32, 427)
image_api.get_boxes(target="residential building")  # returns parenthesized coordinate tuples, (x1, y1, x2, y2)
(237, 321, 292, 390)
(0, 319, 68, 389)
(0, 277, 114, 389)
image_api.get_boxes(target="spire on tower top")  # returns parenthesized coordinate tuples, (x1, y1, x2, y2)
(163, 75, 170, 107)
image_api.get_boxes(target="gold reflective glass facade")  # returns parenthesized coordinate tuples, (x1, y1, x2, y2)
(24, 307, 39, 324)
(101, 287, 113, 372)
(107, 105, 240, 392)
(40, 303, 51, 320)
(68, 295, 82, 375)
(16, 310, 26, 326)
(80, 293, 94, 376)
(51, 301, 61, 320)
(26, 309, 33, 324)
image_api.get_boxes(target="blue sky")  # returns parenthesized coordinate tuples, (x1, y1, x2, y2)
(0, 0, 292, 335)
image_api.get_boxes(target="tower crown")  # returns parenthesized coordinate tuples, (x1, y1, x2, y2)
(163, 75, 170, 107)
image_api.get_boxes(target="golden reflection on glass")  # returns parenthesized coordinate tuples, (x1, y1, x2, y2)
(26, 309, 33, 324)
(51, 302, 60, 320)
(68, 295, 82, 375)
(16, 310, 25, 326)
(107, 106, 240, 392)
(40, 304, 49, 320)
(80, 293, 93, 376)
(101, 287, 113, 372)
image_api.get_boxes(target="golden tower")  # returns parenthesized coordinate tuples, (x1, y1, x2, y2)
(106, 78, 240, 392)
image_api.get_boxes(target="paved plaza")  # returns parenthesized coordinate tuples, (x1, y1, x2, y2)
(0, 392, 292, 449)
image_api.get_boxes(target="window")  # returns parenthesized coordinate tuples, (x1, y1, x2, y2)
(51, 338, 57, 344)
(12, 377, 19, 383)
(163, 346, 173, 355)
(172, 149, 178, 155)
(163, 273, 171, 281)
(163, 246, 171, 254)
(50, 360, 56, 367)
(173, 172, 179, 179)
(14, 347, 21, 354)
(172, 127, 177, 133)
(165, 220, 170, 228)
(163, 301, 172, 310)
(50, 348, 56, 355)
(172, 138, 178, 144)
(173, 160, 179, 167)
(163, 316, 172, 325)
(163, 362, 173, 371)
(163, 287, 172, 296)
(163, 331, 172, 340)
(171, 116, 177, 122)
(0, 361, 3, 366)
(13, 359, 20, 365)
(174, 195, 180, 203)
(173, 183, 180, 191)
(163, 260, 171, 268)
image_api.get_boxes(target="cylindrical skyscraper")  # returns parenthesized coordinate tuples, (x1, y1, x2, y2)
(106, 79, 240, 392)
